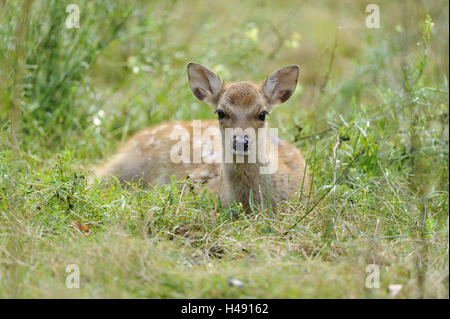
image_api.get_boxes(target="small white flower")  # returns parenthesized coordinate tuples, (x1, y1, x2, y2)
(93, 116, 101, 126)
(228, 277, 244, 288)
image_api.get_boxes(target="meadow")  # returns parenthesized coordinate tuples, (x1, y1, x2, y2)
(0, 0, 448, 298)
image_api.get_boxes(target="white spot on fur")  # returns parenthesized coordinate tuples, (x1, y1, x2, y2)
(145, 136, 155, 147)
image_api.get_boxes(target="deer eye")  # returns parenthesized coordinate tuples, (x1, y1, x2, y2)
(216, 110, 226, 120)
(257, 111, 268, 121)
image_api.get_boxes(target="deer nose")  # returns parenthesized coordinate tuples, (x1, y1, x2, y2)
(233, 135, 249, 152)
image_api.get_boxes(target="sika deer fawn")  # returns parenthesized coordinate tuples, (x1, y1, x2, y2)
(94, 63, 309, 211)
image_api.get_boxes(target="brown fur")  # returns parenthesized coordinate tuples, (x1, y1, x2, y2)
(223, 82, 260, 108)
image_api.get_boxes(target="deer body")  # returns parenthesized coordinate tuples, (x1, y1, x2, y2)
(95, 64, 309, 211)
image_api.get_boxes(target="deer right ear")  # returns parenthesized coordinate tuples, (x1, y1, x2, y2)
(262, 65, 299, 107)
(187, 63, 222, 106)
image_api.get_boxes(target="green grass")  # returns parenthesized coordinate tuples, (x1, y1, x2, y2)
(0, 0, 448, 298)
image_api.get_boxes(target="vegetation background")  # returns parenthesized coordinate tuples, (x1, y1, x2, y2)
(0, 0, 448, 298)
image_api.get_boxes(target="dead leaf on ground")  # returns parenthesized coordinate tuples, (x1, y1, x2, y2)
(69, 220, 91, 235)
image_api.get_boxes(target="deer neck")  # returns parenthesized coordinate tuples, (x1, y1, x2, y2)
(221, 143, 272, 208)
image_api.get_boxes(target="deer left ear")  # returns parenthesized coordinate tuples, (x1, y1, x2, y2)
(187, 62, 223, 107)
(262, 65, 299, 106)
